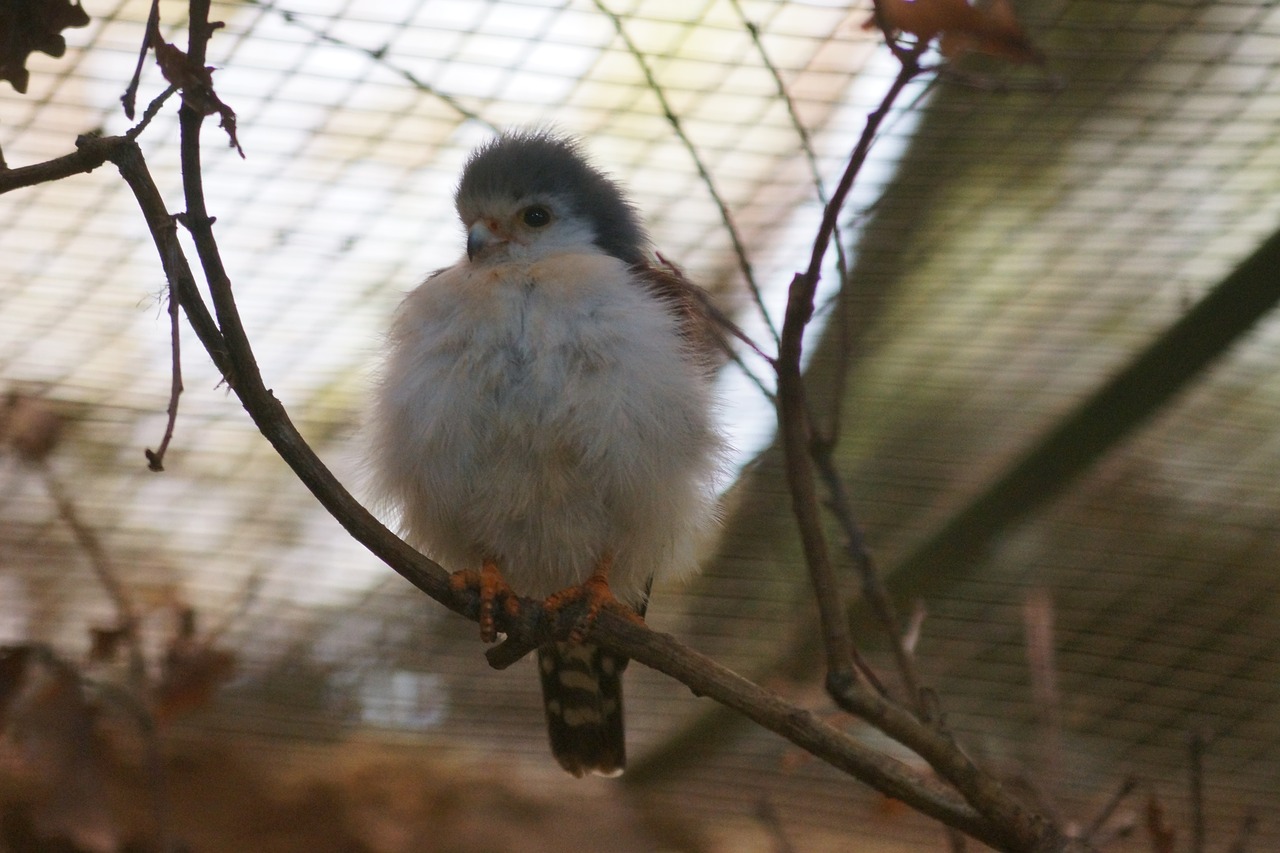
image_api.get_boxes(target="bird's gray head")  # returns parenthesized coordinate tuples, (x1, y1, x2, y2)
(455, 132, 650, 266)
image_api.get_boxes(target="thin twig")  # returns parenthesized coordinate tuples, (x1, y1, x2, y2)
(593, 0, 779, 349)
(755, 797, 798, 853)
(145, 273, 184, 471)
(121, 0, 162, 118)
(107, 137, 228, 374)
(1024, 589, 1063, 803)
(774, 317, 857, 689)
(127, 84, 179, 140)
(0, 136, 117, 194)
(178, 0, 260, 393)
(242, 0, 497, 132)
(775, 44, 924, 710)
(38, 462, 146, 689)
(731, 0, 853, 366)
(729, 0, 850, 285)
(1082, 775, 1138, 844)
(814, 449, 922, 704)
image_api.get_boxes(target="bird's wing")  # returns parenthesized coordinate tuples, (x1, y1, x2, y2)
(633, 256, 763, 372)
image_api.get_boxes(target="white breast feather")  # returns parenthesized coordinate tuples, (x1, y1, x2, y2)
(371, 250, 720, 602)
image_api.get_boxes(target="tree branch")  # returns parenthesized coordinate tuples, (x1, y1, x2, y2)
(0, 136, 116, 194)
(774, 48, 924, 709)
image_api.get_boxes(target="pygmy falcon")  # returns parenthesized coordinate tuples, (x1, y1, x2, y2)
(371, 131, 722, 776)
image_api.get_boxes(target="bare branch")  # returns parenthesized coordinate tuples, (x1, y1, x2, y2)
(127, 83, 179, 140)
(110, 122, 1007, 834)
(755, 797, 798, 853)
(121, 0, 161, 118)
(0, 135, 116, 194)
(102, 62, 1035, 848)
(145, 276, 184, 472)
(729, 0, 852, 347)
(241, 0, 498, 132)
(37, 461, 147, 690)
(1082, 775, 1137, 845)
(1024, 589, 1063, 801)
(814, 449, 923, 704)
(774, 320, 858, 687)
(774, 47, 925, 709)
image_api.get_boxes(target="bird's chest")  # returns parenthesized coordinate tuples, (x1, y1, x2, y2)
(402, 257, 664, 451)
(459, 277, 613, 417)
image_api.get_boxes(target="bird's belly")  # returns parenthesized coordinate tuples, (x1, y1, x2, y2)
(385, 273, 716, 598)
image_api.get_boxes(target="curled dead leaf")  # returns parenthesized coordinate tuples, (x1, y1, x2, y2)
(867, 0, 1044, 65)
(152, 37, 245, 156)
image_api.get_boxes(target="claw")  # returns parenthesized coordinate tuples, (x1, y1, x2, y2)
(543, 555, 644, 643)
(451, 559, 520, 643)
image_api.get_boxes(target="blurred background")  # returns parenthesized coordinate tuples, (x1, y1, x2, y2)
(1, 0, 1278, 850)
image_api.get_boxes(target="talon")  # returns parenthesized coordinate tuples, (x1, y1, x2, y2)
(451, 559, 518, 643)
(543, 555, 644, 643)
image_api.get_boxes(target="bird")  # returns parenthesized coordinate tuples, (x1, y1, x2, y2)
(370, 131, 723, 776)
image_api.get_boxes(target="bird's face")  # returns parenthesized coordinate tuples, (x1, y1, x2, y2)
(460, 191, 600, 265)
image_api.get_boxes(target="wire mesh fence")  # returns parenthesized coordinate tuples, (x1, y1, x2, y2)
(2, 0, 1279, 850)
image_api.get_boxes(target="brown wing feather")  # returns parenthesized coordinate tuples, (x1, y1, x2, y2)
(633, 256, 761, 372)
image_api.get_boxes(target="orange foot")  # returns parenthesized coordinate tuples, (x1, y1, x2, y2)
(543, 555, 645, 643)
(450, 559, 520, 643)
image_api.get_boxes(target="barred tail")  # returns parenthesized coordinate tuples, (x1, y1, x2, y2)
(538, 641, 626, 777)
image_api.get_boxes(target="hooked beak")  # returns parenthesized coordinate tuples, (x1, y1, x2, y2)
(466, 221, 501, 261)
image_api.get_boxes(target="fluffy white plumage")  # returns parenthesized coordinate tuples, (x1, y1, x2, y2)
(373, 248, 719, 601)
(368, 132, 722, 776)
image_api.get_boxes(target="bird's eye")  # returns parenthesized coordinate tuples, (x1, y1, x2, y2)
(521, 205, 552, 228)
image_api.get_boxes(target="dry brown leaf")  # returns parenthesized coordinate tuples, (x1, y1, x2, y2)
(0, 393, 64, 462)
(152, 610, 237, 723)
(0, 647, 117, 852)
(152, 36, 245, 156)
(0, 0, 90, 94)
(868, 0, 1044, 65)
